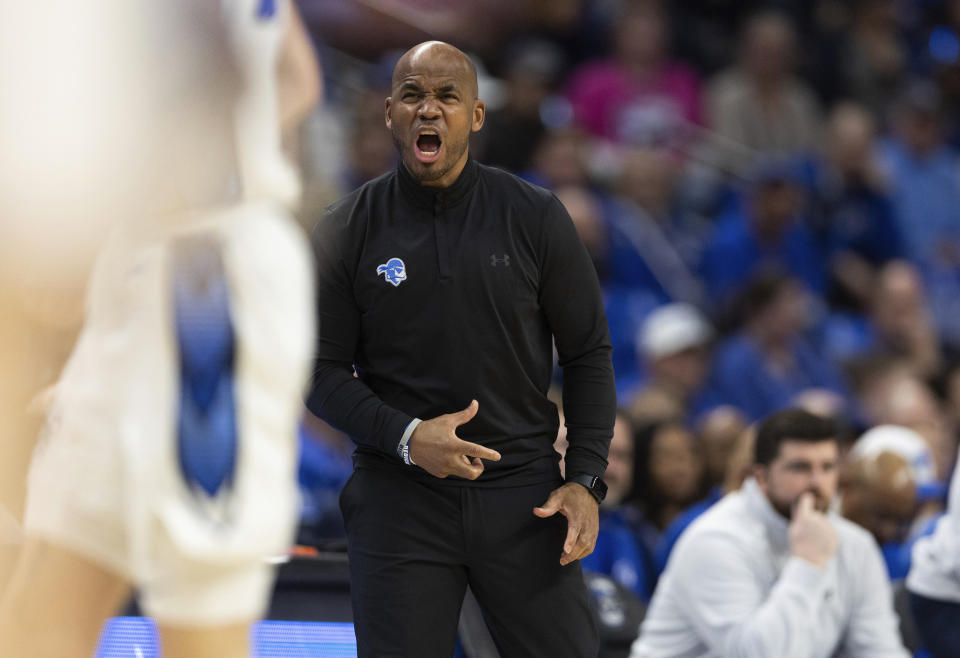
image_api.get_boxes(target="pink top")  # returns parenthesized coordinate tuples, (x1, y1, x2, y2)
(566, 59, 702, 144)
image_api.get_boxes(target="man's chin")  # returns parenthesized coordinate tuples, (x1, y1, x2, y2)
(403, 156, 443, 182)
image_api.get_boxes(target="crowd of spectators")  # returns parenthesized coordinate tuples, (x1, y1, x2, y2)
(294, 0, 960, 654)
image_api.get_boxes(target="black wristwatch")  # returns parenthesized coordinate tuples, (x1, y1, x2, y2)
(567, 474, 607, 504)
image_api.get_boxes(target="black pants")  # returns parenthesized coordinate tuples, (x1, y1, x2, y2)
(340, 468, 599, 658)
(909, 590, 960, 658)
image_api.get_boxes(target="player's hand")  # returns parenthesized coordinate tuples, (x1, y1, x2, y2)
(408, 400, 501, 480)
(533, 482, 599, 565)
(789, 492, 838, 569)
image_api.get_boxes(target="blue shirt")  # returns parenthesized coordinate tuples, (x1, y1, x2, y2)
(699, 210, 825, 305)
(700, 332, 847, 421)
(582, 506, 658, 602)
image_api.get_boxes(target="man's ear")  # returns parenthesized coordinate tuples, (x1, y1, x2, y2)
(753, 464, 769, 491)
(471, 99, 485, 132)
(384, 97, 392, 131)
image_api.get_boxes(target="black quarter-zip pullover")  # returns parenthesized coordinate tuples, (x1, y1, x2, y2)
(307, 159, 615, 485)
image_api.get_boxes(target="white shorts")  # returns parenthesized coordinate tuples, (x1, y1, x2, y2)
(24, 202, 315, 626)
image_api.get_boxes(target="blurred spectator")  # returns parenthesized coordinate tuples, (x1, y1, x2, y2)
(696, 405, 750, 494)
(566, 1, 701, 147)
(811, 102, 904, 310)
(342, 88, 398, 189)
(651, 409, 751, 574)
(836, 0, 908, 121)
(297, 415, 354, 544)
(625, 420, 704, 561)
(880, 79, 960, 272)
(822, 260, 942, 379)
(881, 79, 960, 350)
(555, 184, 609, 280)
(522, 127, 590, 189)
(474, 38, 563, 173)
(705, 10, 822, 174)
(632, 408, 909, 657)
(870, 262, 943, 378)
(701, 270, 847, 421)
(850, 424, 947, 529)
(666, 0, 766, 77)
(699, 161, 825, 305)
(606, 147, 710, 303)
(625, 303, 713, 425)
(841, 449, 918, 580)
(868, 374, 956, 486)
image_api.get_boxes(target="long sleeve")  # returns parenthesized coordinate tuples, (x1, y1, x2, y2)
(306, 209, 414, 457)
(668, 533, 832, 658)
(841, 537, 910, 657)
(538, 195, 616, 478)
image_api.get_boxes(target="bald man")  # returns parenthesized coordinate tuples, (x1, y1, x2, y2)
(841, 450, 918, 579)
(308, 41, 615, 656)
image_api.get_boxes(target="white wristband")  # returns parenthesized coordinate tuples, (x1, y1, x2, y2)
(397, 418, 422, 466)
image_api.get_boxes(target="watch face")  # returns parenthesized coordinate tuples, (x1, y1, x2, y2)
(594, 477, 608, 499)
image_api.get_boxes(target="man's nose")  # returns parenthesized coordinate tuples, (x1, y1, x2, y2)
(418, 96, 441, 119)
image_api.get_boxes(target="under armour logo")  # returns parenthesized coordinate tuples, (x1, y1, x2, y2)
(490, 254, 510, 267)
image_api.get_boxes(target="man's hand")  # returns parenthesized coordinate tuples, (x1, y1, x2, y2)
(789, 492, 838, 569)
(533, 482, 599, 565)
(408, 400, 501, 479)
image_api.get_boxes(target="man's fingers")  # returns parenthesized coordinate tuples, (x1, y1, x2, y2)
(461, 440, 501, 462)
(451, 399, 479, 426)
(453, 457, 484, 480)
(563, 523, 580, 556)
(795, 492, 814, 518)
(533, 492, 562, 518)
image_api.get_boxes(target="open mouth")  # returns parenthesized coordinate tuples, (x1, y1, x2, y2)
(415, 132, 442, 163)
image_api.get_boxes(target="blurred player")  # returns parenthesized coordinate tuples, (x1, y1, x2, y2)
(907, 455, 960, 657)
(0, 1, 319, 656)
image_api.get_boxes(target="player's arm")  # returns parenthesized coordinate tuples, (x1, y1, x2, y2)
(277, 1, 320, 132)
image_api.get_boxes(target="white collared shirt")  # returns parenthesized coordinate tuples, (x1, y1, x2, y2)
(631, 479, 908, 658)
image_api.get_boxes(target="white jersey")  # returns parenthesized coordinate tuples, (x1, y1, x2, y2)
(25, 201, 315, 624)
(222, 0, 302, 207)
(907, 458, 960, 603)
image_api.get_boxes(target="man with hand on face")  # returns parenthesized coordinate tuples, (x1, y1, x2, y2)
(631, 408, 908, 658)
(308, 41, 616, 657)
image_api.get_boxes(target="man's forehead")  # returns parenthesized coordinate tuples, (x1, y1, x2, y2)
(777, 438, 838, 460)
(396, 73, 464, 89)
(392, 42, 475, 89)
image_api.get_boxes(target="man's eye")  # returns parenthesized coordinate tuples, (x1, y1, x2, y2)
(442, 94, 458, 100)
(403, 92, 420, 101)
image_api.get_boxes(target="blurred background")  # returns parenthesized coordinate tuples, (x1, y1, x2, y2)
(3, 0, 960, 655)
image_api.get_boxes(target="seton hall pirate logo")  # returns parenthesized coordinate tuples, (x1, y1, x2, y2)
(377, 257, 408, 287)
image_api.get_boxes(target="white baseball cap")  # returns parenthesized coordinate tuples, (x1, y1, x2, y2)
(851, 425, 945, 500)
(639, 303, 713, 360)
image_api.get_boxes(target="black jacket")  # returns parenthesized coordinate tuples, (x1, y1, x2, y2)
(308, 159, 615, 485)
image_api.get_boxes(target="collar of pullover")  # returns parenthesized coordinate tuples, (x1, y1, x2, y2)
(742, 477, 791, 553)
(397, 157, 479, 210)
